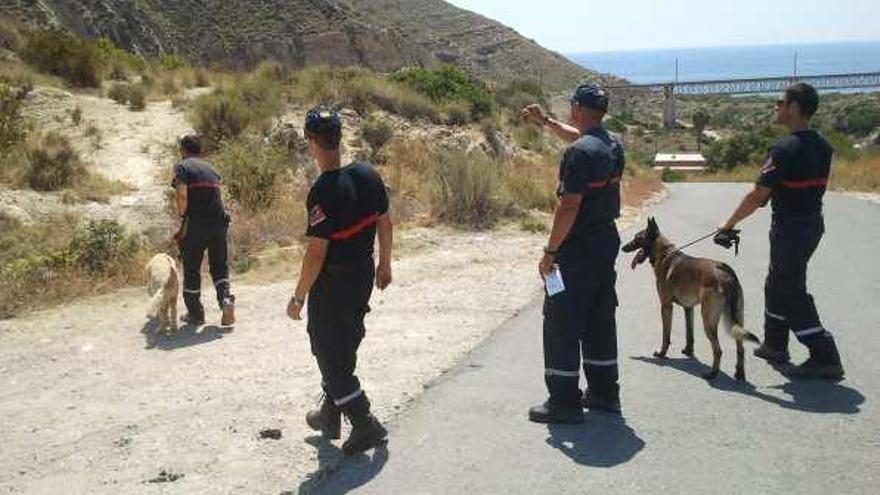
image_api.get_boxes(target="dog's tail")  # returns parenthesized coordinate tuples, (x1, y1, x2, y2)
(717, 263, 760, 344)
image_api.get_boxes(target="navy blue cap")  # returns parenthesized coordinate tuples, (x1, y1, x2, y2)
(304, 105, 342, 135)
(571, 84, 609, 112)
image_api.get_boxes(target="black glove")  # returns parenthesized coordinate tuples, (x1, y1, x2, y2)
(714, 229, 741, 255)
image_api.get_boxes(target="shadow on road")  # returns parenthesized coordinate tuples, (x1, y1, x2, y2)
(546, 414, 645, 468)
(631, 355, 865, 414)
(141, 320, 233, 351)
(294, 435, 389, 495)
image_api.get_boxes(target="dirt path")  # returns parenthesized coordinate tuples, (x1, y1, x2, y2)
(0, 192, 658, 494)
(3, 87, 192, 231)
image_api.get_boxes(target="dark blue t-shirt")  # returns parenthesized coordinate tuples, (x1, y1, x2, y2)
(557, 126, 625, 238)
(756, 129, 832, 218)
(306, 162, 389, 265)
(171, 157, 226, 220)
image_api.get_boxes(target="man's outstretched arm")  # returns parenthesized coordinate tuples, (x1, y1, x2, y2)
(521, 104, 580, 142)
(721, 185, 772, 230)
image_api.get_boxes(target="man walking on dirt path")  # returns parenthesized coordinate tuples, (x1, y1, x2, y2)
(287, 105, 394, 455)
(717, 82, 844, 380)
(521, 85, 625, 423)
(171, 134, 236, 327)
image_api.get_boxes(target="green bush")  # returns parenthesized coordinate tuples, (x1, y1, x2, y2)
(212, 139, 288, 209)
(705, 126, 784, 171)
(191, 91, 254, 149)
(495, 80, 547, 114)
(25, 132, 85, 191)
(21, 28, 100, 87)
(605, 117, 626, 134)
(444, 101, 472, 126)
(431, 150, 500, 228)
(127, 85, 146, 111)
(0, 16, 23, 51)
(107, 83, 130, 104)
(360, 114, 393, 152)
(69, 220, 140, 273)
(392, 65, 494, 120)
(158, 53, 187, 71)
(0, 84, 26, 149)
(661, 167, 685, 182)
(839, 105, 880, 136)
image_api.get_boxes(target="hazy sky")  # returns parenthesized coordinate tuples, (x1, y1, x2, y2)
(446, 0, 879, 53)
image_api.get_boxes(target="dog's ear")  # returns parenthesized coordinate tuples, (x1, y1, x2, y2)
(647, 217, 658, 236)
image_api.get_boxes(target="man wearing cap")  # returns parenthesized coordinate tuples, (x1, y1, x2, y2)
(717, 82, 844, 380)
(171, 134, 235, 327)
(287, 105, 393, 454)
(523, 85, 625, 423)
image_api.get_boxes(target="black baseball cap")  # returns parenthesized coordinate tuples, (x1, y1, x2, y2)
(571, 84, 609, 112)
(305, 105, 342, 135)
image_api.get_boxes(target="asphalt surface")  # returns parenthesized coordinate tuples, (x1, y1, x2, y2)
(303, 184, 879, 495)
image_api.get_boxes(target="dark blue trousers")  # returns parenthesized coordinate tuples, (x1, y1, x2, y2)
(543, 228, 620, 407)
(179, 216, 233, 319)
(764, 215, 840, 363)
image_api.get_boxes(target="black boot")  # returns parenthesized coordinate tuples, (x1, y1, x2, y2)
(528, 400, 584, 424)
(788, 334, 844, 381)
(753, 343, 791, 364)
(582, 392, 622, 414)
(305, 397, 341, 439)
(342, 414, 388, 455)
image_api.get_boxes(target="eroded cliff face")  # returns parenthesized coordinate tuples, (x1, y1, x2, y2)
(1, 0, 596, 88)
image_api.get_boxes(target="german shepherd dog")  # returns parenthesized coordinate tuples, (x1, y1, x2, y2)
(623, 218, 760, 381)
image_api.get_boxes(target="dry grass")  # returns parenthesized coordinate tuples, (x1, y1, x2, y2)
(831, 154, 880, 193)
(0, 216, 148, 318)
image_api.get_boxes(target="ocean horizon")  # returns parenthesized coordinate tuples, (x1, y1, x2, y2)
(568, 41, 880, 85)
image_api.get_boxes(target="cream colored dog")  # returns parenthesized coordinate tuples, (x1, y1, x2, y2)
(145, 253, 180, 333)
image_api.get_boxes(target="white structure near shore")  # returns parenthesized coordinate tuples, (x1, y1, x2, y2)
(653, 153, 708, 172)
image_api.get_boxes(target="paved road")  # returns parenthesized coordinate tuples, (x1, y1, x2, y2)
(304, 184, 879, 495)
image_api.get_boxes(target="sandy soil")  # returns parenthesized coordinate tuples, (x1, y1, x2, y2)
(0, 187, 660, 495)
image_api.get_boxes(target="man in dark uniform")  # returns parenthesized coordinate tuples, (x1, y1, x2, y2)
(287, 105, 393, 455)
(171, 134, 235, 327)
(526, 85, 625, 424)
(717, 82, 844, 380)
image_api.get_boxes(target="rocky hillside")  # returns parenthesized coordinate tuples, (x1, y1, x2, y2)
(1, 0, 598, 90)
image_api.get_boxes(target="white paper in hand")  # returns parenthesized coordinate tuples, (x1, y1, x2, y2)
(544, 266, 566, 297)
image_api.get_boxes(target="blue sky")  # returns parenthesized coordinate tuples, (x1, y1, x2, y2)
(446, 0, 879, 53)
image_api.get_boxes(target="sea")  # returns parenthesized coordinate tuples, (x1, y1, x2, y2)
(568, 41, 880, 85)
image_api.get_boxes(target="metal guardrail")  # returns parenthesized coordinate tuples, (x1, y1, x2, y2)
(607, 72, 880, 95)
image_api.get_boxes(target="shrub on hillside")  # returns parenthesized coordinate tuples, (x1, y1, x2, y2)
(705, 126, 784, 171)
(360, 114, 393, 153)
(25, 132, 85, 191)
(158, 53, 187, 71)
(212, 139, 288, 210)
(838, 105, 880, 136)
(21, 28, 100, 87)
(431, 149, 500, 229)
(495, 80, 547, 114)
(107, 83, 130, 104)
(69, 219, 141, 273)
(443, 101, 471, 126)
(1, 83, 26, 149)
(0, 16, 22, 51)
(392, 65, 494, 120)
(191, 91, 253, 149)
(127, 85, 146, 111)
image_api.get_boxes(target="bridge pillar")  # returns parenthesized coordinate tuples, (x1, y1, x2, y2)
(663, 84, 677, 129)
